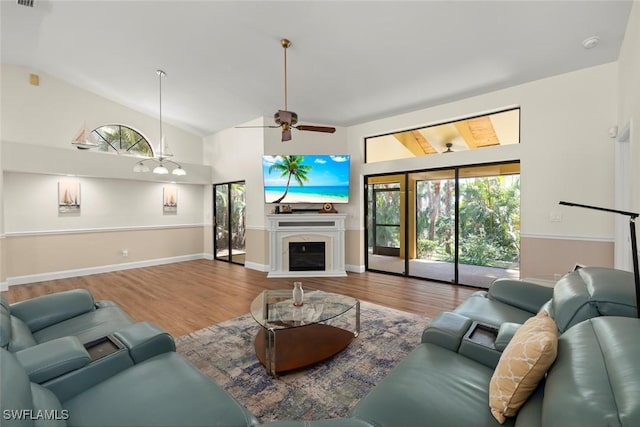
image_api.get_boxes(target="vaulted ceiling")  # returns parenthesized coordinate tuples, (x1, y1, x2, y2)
(0, 1, 633, 136)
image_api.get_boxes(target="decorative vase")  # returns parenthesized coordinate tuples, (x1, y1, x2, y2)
(293, 282, 304, 306)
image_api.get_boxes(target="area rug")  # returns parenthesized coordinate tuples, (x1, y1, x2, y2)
(175, 301, 430, 423)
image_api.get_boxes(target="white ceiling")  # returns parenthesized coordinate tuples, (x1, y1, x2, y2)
(0, 0, 633, 137)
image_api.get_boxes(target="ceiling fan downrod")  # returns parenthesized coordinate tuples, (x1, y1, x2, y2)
(281, 38, 291, 112)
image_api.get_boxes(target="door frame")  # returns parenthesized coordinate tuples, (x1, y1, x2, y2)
(213, 180, 246, 266)
(364, 160, 520, 286)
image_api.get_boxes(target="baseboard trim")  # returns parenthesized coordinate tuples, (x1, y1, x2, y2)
(244, 261, 269, 272)
(6, 254, 207, 287)
(346, 264, 365, 273)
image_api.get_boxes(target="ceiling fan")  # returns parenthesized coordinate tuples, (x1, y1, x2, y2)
(238, 38, 336, 142)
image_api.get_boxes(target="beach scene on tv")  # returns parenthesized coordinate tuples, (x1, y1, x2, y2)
(262, 155, 350, 204)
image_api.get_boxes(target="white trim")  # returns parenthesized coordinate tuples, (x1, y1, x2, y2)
(266, 213, 347, 278)
(5, 253, 207, 287)
(346, 264, 365, 273)
(4, 223, 207, 238)
(245, 224, 363, 232)
(520, 232, 614, 243)
(203, 253, 214, 261)
(0, 282, 8, 292)
(244, 261, 269, 272)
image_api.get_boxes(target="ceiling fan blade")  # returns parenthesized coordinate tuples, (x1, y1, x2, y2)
(296, 125, 336, 134)
(282, 128, 292, 142)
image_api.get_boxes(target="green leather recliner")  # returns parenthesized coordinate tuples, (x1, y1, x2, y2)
(454, 267, 636, 332)
(1, 289, 134, 352)
(0, 345, 259, 427)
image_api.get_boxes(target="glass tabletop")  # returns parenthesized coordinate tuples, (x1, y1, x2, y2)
(250, 289, 359, 330)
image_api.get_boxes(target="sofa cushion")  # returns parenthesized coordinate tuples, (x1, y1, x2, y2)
(489, 311, 558, 423)
(10, 289, 96, 333)
(0, 349, 35, 427)
(351, 343, 510, 427)
(32, 305, 133, 346)
(455, 291, 535, 326)
(541, 316, 640, 427)
(7, 316, 38, 352)
(548, 267, 635, 333)
(64, 351, 258, 427)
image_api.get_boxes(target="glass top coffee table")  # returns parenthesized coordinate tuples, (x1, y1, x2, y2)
(250, 289, 360, 377)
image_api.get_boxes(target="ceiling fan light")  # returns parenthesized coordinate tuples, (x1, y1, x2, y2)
(172, 166, 186, 176)
(153, 164, 169, 175)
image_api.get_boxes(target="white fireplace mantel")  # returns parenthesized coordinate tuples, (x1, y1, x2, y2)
(267, 213, 347, 278)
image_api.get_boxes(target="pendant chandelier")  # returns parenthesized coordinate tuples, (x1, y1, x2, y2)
(133, 69, 186, 176)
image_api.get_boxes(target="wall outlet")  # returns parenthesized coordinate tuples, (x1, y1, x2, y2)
(122, 249, 128, 257)
(549, 211, 563, 222)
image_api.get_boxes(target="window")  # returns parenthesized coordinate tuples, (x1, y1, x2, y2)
(90, 125, 154, 157)
(365, 107, 520, 163)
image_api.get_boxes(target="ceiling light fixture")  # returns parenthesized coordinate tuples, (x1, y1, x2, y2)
(133, 69, 186, 176)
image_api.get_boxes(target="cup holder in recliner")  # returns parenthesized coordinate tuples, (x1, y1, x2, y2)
(463, 322, 499, 348)
(84, 335, 125, 362)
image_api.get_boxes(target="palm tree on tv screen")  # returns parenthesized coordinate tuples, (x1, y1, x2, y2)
(269, 155, 312, 203)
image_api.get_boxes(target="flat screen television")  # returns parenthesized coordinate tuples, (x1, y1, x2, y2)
(262, 154, 350, 204)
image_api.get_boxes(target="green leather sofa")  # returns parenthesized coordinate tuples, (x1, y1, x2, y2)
(1, 344, 259, 427)
(3, 268, 638, 427)
(454, 266, 636, 332)
(1, 289, 134, 352)
(264, 316, 640, 427)
(264, 268, 640, 427)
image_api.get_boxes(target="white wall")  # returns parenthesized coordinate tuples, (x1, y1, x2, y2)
(0, 66, 210, 285)
(4, 172, 204, 233)
(0, 145, 4, 283)
(618, 1, 640, 213)
(1, 65, 203, 163)
(204, 116, 353, 267)
(349, 63, 618, 273)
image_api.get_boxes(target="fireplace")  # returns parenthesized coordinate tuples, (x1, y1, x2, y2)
(289, 242, 326, 271)
(266, 213, 347, 278)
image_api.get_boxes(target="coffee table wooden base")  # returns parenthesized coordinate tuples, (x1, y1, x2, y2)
(254, 323, 355, 376)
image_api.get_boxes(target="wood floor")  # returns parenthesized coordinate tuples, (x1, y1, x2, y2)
(1, 259, 478, 337)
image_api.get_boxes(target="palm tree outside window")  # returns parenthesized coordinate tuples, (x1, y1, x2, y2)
(87, 125, 154, 157)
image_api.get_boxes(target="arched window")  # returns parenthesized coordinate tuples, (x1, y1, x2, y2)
(90, 124, 154, 157)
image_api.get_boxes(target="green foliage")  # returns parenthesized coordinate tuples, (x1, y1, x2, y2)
(415, 175, 520, 268)
(417, 239, 438, 258)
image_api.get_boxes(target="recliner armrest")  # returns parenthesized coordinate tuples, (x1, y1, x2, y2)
(113, 322, 175, 363)
(422, 312, 473, 351)
(10, 289, 96, 333)
(488, 279, 554, 314)
(494, 322, 522, 351)
(15, 336, 91, 383)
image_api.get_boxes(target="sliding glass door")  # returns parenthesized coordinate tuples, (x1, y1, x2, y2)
(457, 165, 520, 287)
(409, 170, 456, 283)
(365, 162, 520, 287)
(367, 178, 404, 274)
(214, 181, 246, 265)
